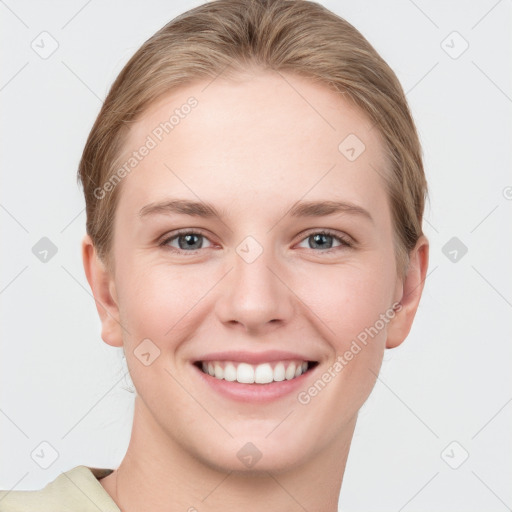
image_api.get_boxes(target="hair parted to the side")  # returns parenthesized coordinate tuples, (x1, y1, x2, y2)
(77, 0, 428, 280)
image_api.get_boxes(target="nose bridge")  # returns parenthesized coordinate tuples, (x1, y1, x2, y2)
(215, 233, 294, 330)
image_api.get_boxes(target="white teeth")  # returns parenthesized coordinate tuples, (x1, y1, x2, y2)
(199, 360, 311, 384)
(237, 363, 254, 383)
(224, 363, 237, 381)
(254, 363, 273, 384)
(285, 363, 296, 380)
(214, 363, 224, 379)
(273, 362, 285, 382)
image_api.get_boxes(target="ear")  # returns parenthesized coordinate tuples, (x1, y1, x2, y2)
(386, 235, 429, 349)
(81, 234, 123, 348)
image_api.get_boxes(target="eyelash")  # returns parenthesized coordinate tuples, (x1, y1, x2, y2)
(158, 228, 353, 255)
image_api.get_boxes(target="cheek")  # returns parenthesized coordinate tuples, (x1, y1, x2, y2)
(118, 263, 201, 339)
(296, 260, 396, 346)
(295, 265, 395, 412)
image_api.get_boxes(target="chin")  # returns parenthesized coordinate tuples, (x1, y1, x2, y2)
(192, 429, 317, 475)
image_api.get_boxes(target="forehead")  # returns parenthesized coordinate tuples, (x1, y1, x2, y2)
(116, 70, 390, 218)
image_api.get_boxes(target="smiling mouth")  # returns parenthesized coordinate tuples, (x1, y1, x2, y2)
(194, 360, 319, 384)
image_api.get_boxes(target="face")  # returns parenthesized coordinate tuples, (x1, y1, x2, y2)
(87, 69, 419, 474)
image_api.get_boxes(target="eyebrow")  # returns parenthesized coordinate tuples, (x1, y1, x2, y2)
(138, 198, 373, 223)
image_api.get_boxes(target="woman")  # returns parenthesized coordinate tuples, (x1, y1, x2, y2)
(0, 0, 428, 510)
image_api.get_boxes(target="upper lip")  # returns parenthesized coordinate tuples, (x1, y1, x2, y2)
(194, 350, 318, 365)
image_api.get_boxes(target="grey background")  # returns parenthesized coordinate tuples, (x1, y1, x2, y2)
(1, 1, 511, 510)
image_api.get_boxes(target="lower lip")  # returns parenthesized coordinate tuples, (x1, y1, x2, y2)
(192, 363, 316, 403)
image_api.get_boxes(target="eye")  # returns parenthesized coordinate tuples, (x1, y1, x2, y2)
(296, 230, 353, 253)
(159, 228, 353, 255)
(159, 230, 213, 253)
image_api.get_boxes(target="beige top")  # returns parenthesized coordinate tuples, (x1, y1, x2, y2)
(0, 465, 120, 511)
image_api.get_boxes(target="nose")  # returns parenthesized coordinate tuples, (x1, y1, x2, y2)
(215, 241, 295, 335)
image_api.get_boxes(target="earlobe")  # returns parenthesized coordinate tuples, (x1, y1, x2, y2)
(81, 234, 123, 348)
(386, 236, 429, 349)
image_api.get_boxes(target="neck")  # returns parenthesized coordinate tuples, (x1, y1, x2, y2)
(101, 396, 356, 512)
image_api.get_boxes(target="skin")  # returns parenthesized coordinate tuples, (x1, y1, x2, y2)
(82, 68, 429, 511)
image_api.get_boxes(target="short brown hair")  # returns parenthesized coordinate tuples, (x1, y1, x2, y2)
(78, 0, 428, 280)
